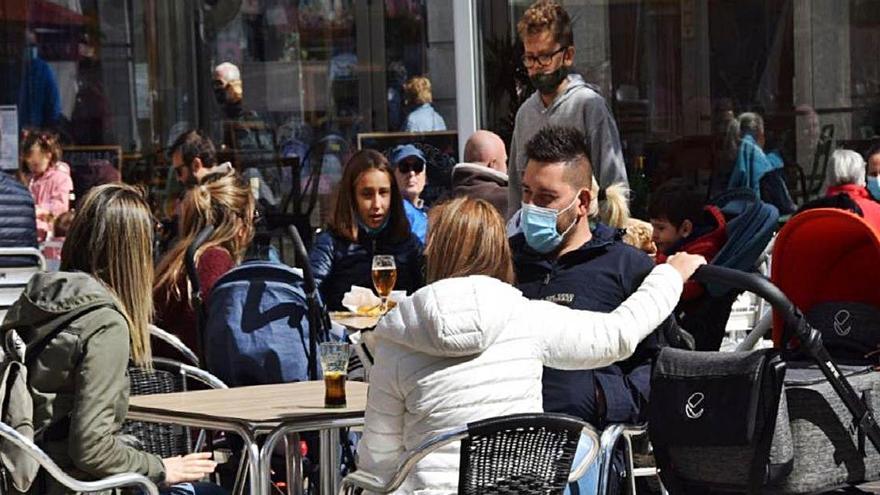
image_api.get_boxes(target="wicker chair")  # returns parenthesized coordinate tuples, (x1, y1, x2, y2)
(0, 420, 159, 495)
(122, 357, 227, 458)
(339, 413, 600, 495)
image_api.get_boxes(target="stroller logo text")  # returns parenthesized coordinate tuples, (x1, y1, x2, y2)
(685, 392, 705, 419)
(834, 310, 852, 337)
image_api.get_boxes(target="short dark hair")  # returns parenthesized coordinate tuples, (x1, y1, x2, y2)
(648, 179, 704, 228)
(524, 125, 591, 188)
(169, 129, 217, 169)
(517, 0, 573, 48)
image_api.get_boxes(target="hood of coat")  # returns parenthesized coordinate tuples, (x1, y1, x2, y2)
(1, 271, 121, 346)
(452, 163, 509, 187)
(374, 275, 522, 357)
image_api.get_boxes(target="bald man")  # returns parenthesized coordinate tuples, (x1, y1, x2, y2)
(447, 130, 510, 214)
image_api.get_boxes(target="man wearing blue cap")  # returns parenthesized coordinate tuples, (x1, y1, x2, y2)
(391, 144, 428, 244)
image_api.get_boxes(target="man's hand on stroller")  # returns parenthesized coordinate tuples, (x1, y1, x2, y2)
(666, 252, 707, 282)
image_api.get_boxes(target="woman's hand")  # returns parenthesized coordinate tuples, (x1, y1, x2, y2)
(161, 452, 217, 485)
(666, 252, 707, 282)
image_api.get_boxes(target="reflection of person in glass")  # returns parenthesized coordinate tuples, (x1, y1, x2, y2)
(401, 76, 446, 132)
(71, 33, 113, 145)
(18, 30, 61, 130)
(212, 62, 278, 208)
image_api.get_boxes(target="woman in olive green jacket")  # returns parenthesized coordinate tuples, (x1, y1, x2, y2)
(2, 184, 221, 494)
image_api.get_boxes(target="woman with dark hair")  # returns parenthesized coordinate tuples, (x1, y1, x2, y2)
(309, 149, 423, 311)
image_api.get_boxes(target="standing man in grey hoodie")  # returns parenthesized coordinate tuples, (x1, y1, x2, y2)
(508, 0, 627, 218)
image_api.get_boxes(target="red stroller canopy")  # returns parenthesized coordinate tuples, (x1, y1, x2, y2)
(771, 208, 880, 347)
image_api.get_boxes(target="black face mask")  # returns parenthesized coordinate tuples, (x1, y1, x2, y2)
(213, 87, 228, 106)
(529, 66, 569, 95)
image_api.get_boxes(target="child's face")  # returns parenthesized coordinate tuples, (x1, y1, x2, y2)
(650, 217, 692, 254)
(24, 146, 50, 176)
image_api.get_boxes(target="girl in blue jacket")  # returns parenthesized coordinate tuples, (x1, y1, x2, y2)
(309, 150, 424, 311)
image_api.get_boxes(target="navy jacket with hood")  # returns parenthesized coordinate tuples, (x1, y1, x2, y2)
(512, 224, 673, 426)
(310, 229, 424, 311)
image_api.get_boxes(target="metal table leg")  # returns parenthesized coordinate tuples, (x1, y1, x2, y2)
(242, 431, 264, 495)
(320, 428, 341, 495)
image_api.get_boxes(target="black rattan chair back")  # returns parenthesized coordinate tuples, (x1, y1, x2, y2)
(121, 366, 189, 458)
(457, 413, 583, 494)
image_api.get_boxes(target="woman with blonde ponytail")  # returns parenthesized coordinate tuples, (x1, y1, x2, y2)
(2, 184, 224, 494)
(589, 176, 631, 228)
(154, 173, 255, 355)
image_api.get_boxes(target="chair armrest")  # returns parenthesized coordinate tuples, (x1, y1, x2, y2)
(150, 325, 200, 367)
(338, 426, 467, 494)
(0, 421, 160, 495)
(339, 469, 388, 494)
(568, 425, 601, 483)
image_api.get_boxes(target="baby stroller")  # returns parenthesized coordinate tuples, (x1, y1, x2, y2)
(186, 226, 337, 491)
(770, 208, 880, 362)
(648, 209, 880, 494)
(185, 225, 330, 385)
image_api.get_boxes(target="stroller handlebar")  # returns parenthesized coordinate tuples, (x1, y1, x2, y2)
(286, 225, 317, 295)
(691, 265, 804, 342)
(185, 225, 216, 297)
(690, 266, 880, 456)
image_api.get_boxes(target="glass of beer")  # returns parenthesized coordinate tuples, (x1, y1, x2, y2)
(372, 255, 397, 312)
(319, 342, 351, 408)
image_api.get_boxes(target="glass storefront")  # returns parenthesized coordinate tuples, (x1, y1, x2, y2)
(4, 0, 880, 224)
(477, 0, 880, 212)
(0, 0, 457, 223)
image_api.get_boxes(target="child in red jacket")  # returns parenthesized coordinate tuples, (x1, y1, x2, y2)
(649, 180, 727, 303)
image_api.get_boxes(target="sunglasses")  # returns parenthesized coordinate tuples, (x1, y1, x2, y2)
(397, 159, 425, 174)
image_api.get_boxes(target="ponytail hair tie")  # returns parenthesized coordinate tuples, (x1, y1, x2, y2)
(598, 187, 607, 201)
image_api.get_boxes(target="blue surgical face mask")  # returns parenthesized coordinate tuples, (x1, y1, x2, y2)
(867, 176, 880, 201)
(521, 196, 579, 254)
(358, 216, 389, 236)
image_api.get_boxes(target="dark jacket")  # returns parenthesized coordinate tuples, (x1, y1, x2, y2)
(655, 205, 727, 302)
(448, 163, 509, 215)
(309, 229, 424, 311)
(2, 272, 165, 494)
(512, 224, 674, 426)
(0, 171, 37, 249)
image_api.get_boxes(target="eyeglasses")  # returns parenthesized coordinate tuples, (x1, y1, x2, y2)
(522, 46, 568, 68)
(397, 159, 425, 174)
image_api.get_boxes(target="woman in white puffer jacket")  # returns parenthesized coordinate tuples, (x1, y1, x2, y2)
(357, 197, 704, 494)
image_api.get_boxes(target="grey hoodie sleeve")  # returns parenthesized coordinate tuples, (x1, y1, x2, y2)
(583, 97, 628, 189)
(507, 132, 521, 219)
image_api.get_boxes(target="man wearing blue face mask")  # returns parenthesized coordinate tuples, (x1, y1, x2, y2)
(510, 126, 687, 494)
